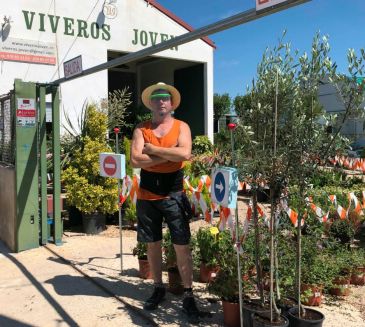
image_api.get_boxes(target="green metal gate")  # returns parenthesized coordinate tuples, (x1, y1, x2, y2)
(0, 79, 62, 252)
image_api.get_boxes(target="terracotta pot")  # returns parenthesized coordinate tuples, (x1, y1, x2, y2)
(329, 277, 351, 296)
(222, 300, 240, 327)
(138, 259, 152, 279)
(350, 267, 365, 286)
(167, 267, 184, 295)
(199, 262, 219, 283)
(301, 284, 323, 306)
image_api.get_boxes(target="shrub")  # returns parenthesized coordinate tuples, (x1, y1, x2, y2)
(192, 135, 213, 156)
(62, 104, 118, 214)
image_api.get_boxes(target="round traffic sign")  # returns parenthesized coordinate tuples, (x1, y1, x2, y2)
(103, 155, 117, 176)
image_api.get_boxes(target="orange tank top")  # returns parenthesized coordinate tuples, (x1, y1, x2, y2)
(137, 119, 184, 200)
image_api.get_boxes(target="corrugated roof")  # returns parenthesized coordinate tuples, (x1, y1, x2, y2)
(144, 0, 216, 49)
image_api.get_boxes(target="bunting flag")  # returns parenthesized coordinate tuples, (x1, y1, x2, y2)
(119, 175, 132, 205)
(193, 191, 212, 223)
(328, 194, 337, 206)
(129, 174, 140, 204)
(217, 206, 234, 233)
(284, 208, 304, 227)
(348, 192, 363, 215)
(337, 204, 348, 220)
(306, 197, 329, 223)
(242, 202, 252, 238)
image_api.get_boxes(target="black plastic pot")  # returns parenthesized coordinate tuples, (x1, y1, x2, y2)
(288, 307, 325, 327)
(252, 313, 289, 327)
(242, 300, 270, 327)
(277, 297, 297, 318)
(82, 212, 106, 234)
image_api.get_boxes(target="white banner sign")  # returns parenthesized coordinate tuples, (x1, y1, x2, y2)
(0, 37, 56, 65)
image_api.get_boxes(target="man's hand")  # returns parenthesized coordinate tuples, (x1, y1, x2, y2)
(142, 143, 156, 155)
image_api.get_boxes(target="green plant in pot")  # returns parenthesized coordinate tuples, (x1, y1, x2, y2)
(206, 228, 255, 327)
(62, 104, 118, 234)
(195, 226, 221, 282)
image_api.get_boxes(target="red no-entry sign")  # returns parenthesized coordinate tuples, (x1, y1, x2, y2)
(99, 153, 126, 179)
(103, 155, 117, 176)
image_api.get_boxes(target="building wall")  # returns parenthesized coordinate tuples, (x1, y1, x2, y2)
(319, 81, 365, 141)
(0, 0, 214, 138)
(0, 166, 16, 251)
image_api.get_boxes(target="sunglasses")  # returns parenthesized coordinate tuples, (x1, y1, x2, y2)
(150, 93, 171, 102)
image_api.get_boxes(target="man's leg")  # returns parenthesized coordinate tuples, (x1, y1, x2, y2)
(136, 199, 165, 311)
(143, 241, 166, 310)
(174, 244, 193, 288)
(147, 241, 163, 283)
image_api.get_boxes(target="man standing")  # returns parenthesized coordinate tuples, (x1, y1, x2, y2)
(131, 82, 200, 323)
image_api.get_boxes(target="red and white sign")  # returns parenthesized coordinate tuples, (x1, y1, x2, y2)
(256, 0, 297, 11)
(99, 153, 126, 179)
(16, 98, 36, 127)
(104, 156, 117, 176)
(0, 37, 56, 65)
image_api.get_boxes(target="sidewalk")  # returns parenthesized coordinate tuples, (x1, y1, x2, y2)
(1, 224, 364, 326)
(0, 229, 223, 327)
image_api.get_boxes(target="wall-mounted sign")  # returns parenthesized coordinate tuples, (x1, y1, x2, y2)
(22, 10, 111, 41)
(16, 98, 36, 127)
(0, 37, 56, 65)
(103, 1, 118, 19)
(63, 55, 83, 79)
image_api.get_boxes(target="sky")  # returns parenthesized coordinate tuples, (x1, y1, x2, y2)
(156, 0, 365, 98)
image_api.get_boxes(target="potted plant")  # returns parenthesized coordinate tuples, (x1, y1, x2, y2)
(207, 251, 241, 327)
(132, 241, 152, 279)
(123, 198, 137, 228)
(195, 226, 221, 282)
(62, 104, 118, 234)
(299, 236, 338, 306)
(328, 247, 352, 297)
(349, 249, 365, 285)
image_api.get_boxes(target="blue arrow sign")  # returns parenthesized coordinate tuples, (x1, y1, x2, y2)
(214, 172, 225, 203)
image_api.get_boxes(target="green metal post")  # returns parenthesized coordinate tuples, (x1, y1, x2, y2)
(51, 85, 62, 245)
(14, 79, 39, 252)
(38, 85, 48, 245)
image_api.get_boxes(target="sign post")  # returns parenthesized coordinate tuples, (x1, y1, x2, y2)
(114, 128, 123, 274)
(99, 147, 125, 273)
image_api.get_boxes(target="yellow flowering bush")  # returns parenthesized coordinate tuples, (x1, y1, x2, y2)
(62, 104, 118, 214)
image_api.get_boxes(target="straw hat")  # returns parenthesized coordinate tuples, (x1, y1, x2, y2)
(141, 82, 181, 110)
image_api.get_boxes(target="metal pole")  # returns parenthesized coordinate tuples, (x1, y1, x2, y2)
(228, 122, 243, 327)
(114, 127, 123, 273)
(51, 0, 310, 85)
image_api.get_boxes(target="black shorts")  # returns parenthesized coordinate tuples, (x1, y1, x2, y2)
(136, 192, 191, 245)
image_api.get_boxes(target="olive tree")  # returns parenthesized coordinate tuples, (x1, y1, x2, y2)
(233, 32, 365, 320)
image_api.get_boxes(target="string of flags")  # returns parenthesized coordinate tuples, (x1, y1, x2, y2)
(118, 173, 364, 235)
(329, 155, 365, 172)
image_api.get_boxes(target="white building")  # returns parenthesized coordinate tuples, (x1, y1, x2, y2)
(319, 79, 365, 144)
(0, 0, 215, 139)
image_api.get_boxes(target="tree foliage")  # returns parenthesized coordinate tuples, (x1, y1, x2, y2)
(213, 93, 231, 120)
